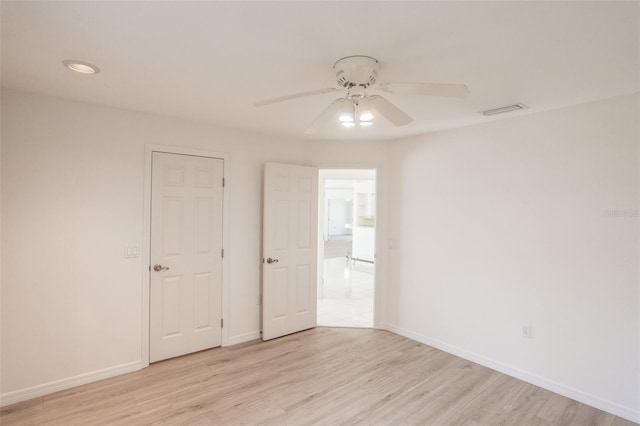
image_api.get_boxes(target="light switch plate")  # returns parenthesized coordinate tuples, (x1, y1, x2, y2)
(125, 246, 139, 258)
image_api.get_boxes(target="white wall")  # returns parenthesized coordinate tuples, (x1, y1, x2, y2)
(386, 94, 639, 421)
(0, 90, 389, 401)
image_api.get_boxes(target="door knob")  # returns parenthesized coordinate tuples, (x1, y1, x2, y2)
(266, 257, 279, 264)
(153, 264, 170, 272)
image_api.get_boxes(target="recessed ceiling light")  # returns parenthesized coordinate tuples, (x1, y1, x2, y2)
(63, 60, 100, 75)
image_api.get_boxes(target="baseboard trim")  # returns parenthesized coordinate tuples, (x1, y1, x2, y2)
(1, 330, 262, 407)
(226, 330, 261, 346)
(0, 360, 143, 407)
(380, 323, 640, 424)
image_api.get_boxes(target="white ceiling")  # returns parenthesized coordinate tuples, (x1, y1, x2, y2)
(2, 1, 638, 140)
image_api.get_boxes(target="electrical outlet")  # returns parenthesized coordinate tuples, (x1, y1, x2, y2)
(521, 325, 532, 339)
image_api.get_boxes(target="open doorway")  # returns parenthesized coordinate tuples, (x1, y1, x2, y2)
(318, 170, 376, 328)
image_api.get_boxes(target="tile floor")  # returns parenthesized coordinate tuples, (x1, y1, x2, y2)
(317, 257, 374, 327)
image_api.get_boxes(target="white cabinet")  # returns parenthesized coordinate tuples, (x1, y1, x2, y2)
(352, 225, 375, 262)
(354, 180, 375, 227)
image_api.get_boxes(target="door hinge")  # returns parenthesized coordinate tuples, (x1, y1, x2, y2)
(221, 318, 224, 328)
(221, 248, 224, 258)
(222, 177, 225, 188)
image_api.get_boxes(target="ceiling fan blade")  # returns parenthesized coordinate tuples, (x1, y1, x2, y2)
(368, 95, 413, 126)
(254, 87, 342, 107)
(378, 82, 469, 98)
(304, 98, 350, 134)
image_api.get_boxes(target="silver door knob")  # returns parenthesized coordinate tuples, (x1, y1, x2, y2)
(266, 257, 279, 264)
(153, 264, 170, 272)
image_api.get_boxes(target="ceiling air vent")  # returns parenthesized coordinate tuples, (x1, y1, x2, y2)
(482, 104, 528, 116)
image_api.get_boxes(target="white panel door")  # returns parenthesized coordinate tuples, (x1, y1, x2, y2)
(262, 163, 318, 341)
(150, 152, 224, 362)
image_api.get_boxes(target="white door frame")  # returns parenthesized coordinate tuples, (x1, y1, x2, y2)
(142, 144, 230, 367)
(317, 166, 382, 329)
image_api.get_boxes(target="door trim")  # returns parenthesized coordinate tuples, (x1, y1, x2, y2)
(142, 144, 230, 368)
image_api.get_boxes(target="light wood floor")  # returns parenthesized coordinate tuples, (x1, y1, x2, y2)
(1, 327, 636, 426)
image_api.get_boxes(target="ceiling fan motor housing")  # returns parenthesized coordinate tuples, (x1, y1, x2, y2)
(334, 55, 379, 88)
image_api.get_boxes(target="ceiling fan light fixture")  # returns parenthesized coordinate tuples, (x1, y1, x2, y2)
(359, 111, 374, 121)
(341, 121, 356, 128)
(338, 113, 354, 123)
(359, 121, 373, 127)
(356, 96, 374, 122)
(337, 99, 356, 123)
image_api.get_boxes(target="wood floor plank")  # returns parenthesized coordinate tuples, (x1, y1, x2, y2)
(1, 327, 635, 425)
(0, 396, 44, 425)
(438, 373, 522, 425)
(397, 362, 502, 424)
(612, 416, 640, 426)
(492, 382, 554, 425)
(570, 403, 616, 426)
(536, 391, 582, 425)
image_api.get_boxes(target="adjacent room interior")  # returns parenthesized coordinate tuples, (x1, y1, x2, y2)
(318, 170, 376, 328)
(0, 1, 638, 424)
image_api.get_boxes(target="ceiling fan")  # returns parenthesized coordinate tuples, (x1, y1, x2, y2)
(254, 55, 469, 134)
